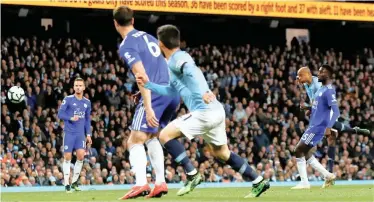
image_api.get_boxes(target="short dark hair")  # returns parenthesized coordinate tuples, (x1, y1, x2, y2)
(321, 64, 333, 77)
(113, 6, 133, 26)
(157, 24, 180, 49)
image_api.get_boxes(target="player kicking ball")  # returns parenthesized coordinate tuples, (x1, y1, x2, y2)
(297, 66, 370, 177)
(293, 65, 339, 190)
(58, 78, 92, 193)
(136, 25, 270, 198)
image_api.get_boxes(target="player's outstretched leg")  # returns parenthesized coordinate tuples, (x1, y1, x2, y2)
(228, 153, 270, 198)
(306, 155, 336, 188)
(159, 124, 202, 196)
(164, 138, 202, 196)
(145, 137, 168, 198)
(209, 144, 270, 198)
(333, 121, 370, 136)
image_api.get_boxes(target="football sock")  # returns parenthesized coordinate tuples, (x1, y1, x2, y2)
(327, 146, 335, 173)
(226, 152, 261, 183)
(307, 156, 331, 178)
(72, 160, 83, 184)
(333, 122, 354, 133)
(164, 139, 196, 174)
(146, 138, 166, 184)
(63, 159, 71, 186)
(129, 144, 148, 186)
(296, 157, 308, 183)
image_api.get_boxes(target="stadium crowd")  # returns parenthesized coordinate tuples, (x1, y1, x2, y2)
(1, 34, 373, 187)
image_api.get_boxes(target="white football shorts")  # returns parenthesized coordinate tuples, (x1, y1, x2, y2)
(172, 103, 227, 146)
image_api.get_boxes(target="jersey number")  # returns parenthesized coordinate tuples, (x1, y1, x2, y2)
(143, 35, 161, 57)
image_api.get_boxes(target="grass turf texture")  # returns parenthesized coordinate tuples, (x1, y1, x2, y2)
(1, 185, 373, 202)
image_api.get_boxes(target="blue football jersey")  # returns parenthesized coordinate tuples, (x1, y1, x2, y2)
(309, 84, 340, 130)
(58, 95, 91, 136)
(118, 29, 169, 85)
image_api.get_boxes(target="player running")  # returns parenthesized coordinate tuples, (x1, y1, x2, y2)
(58, 77, 92, 193)
(297, 66, 370, 176)
(113, 6, 180, 199)
(136, 25, 270, 198)
(293, 65, 339, 189)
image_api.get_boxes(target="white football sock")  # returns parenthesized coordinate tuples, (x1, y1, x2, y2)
(307, 156, 330, 178)
(129, 144, 147, 186)
(252, 176, 264, 184)
(146, 138, 166, 185)
(63, 159, 71, 186)
(296, 157, 309, 184)
(72, 160, 83, 183)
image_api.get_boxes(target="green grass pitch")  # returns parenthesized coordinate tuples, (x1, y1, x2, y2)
(1, 185, 373, 202)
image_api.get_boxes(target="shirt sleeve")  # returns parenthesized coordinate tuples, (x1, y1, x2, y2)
(85, 101, 92, 137)
(144, 82, 178, 96)
(57, 98, 71, 121)
(326, 89, 340, 128)
(119, 41, 141, 69)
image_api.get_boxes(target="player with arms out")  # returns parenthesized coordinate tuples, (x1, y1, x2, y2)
(297, 66, 370, 175)
(57, 77, 92, 193)
(293, 65, 339, 189)
(136, 25, 270, 198)
(113, 6, 180, 199)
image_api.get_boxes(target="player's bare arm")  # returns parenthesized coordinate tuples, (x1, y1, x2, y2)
(132, 61, 159, 127)
(135, 72, 149, 87)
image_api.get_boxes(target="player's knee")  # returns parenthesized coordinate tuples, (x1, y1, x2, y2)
(76, 149, 85, 160)
(128, 131, 148, 145)
(294, 145, 304, 158)
(159, 124, 181, 144)
(64, 153, 72, 161)
(210, 144, 230, 161)
(158, 129, 170, 144)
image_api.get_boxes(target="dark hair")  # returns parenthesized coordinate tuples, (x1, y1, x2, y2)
(113, 6, 133, 26)
(321, 64, 333, 77)
(156, 24, 180, 49)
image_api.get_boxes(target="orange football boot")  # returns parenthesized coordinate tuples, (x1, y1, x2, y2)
(145, 182, 168, 198)
(118, 184, 151, 200)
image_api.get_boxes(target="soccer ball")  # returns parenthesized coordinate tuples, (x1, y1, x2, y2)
(7, 86, 25, 104)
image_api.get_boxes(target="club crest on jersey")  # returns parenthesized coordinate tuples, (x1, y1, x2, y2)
(331, 94, 337, 102)
(312, 100, 318, 109)
(84, 104, 87, 108)
(124, 52, 135, 63)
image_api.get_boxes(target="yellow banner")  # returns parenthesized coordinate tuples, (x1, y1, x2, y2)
(2, 0, 374, 22)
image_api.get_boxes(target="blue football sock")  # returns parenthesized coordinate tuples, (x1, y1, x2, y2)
(164, 139, 196, 174)
(327, 146, 335, 173)
(333, 121, 354, 133)
(226, 152, 259, 182)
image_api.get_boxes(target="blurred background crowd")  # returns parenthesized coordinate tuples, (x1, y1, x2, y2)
(1, 6, 374, 187)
